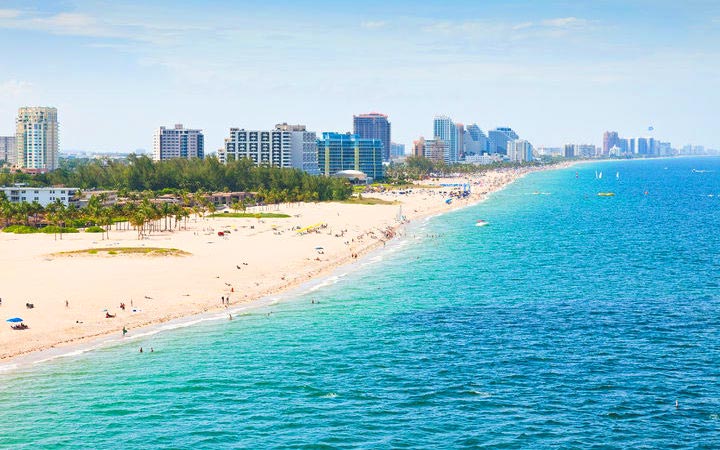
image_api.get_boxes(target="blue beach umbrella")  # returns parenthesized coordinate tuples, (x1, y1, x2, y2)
(6, 317, 23, 323)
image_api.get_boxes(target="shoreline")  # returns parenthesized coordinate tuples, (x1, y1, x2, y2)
(0, 162, 578, 371)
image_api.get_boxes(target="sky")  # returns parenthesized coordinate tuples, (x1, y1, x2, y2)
(0, 0, 718, 153)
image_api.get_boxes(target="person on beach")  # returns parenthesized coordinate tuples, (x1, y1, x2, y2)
(122, 326, 127, 337)
(139, 347, 143, 353)
(65, 300, 69, 308)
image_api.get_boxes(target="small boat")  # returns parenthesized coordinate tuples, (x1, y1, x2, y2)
(599, 171, 603, 179)
(475, 220, 489, 227)
(597, 192, 615, 197)
(616, 171, 620, 180)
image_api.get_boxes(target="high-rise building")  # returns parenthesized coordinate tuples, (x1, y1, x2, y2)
(412, 137, 426, 158)
(465, 124, 489, 155)
(153, 124, 204, 161)
(275, 123, 319, 175)
(353, 113, 391, 162)
(602, 131, 620, 155)
(507, 139, 533, 162)
(636, 137, 648, 155)
(220, 128, 291, 168)
(455, 123, 465, 160)
(488, 127, 519, 155)
(564, 144, 575, 158)
(16, 107, 59, 171)
(0, 136, 16, 165)
(390, 142, 406, 158)
(317, 132, 383, 180)
(433, 115, 458, 162)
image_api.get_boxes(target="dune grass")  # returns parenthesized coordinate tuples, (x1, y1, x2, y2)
(54, 247, 190, 257)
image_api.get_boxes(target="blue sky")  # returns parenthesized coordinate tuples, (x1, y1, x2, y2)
(0, 0, 718, 152)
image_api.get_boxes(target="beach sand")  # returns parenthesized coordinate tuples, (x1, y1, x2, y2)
(0, 164, 572, 362)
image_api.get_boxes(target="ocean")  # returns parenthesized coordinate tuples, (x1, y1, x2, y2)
(1, 157, 720, 448)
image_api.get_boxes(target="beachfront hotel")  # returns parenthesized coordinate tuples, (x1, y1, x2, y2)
(152, 124, 205, 161)
(218, 124, 319, 174)
(507, 139, 534, 163)
(317, 132, 383, 181)
(15, 106, 59, 171)
(353, 113, 391, 162)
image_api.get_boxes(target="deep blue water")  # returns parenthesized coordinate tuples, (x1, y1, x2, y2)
(1, 157, 720, 448)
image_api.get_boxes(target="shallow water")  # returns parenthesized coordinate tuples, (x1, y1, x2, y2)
(1, 157, 719, 448)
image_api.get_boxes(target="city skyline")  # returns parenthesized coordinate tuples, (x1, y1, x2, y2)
(0, 1, 719, 152)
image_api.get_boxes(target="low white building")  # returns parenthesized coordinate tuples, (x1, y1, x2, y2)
(464, 153, 501, 165)
(0, 186, 79, 207)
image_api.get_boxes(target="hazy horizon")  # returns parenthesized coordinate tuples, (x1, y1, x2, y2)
(1, 0, 718, 152)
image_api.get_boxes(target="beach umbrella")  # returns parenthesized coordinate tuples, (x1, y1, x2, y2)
(6, 317, 23, 323)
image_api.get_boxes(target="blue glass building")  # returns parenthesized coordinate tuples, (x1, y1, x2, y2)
(317, 132, 383, 180)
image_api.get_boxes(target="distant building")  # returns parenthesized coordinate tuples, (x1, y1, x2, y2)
(353, 113, 391, 162)
(507, 139, 533, 162)
(464, 124, 489, 155)
(433, 116, 458, 163)
(455, 123, 465, 160)
(536, 146, 563, 157)
(0, 186, 78, 207)
(16, 106, 59, 171)
(274, 123, 319, 175)
(153, 124, 204, 161)
(564, 144, 597, 158)
(0, 136, 16, 165)
(317, 132, 383, 180)
(488, 127, 519, 155)
(423, 138, 448, 163)
(412, 137, 426, 158)
(602, 131, 620, 155)
(390, 142, 406, 158)
(636, 137, 648, 155)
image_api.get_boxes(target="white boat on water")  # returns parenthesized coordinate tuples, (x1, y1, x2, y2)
(475, 220, 489, 227)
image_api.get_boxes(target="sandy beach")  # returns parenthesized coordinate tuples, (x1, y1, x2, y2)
(0, 164, 573, 363)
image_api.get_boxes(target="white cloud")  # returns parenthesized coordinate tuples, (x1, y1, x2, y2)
(540, 17, 588, 29)
(361, 20, 387, 29)
(512, 22, 534, 30)
(0, 80, 32, 97)
(0, 9, 21, 19)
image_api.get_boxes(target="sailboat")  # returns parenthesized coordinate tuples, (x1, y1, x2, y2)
(598, 171, 603, 179)
(616, 171, 620, 180)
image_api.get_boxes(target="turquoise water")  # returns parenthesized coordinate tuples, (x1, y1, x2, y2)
(2, 157, 720, 448)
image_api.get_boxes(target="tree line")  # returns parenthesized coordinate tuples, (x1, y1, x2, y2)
(0, 154, 353, 201)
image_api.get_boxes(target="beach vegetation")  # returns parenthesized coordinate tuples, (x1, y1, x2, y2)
(54, 247, 190, 257)
(208, 212, 291, 218)
(0, 155, 353, 201)
(341, 196, 399, 205)
(85, 226, 105, 233)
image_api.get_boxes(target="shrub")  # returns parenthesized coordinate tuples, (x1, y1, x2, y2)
(41, 226, 79, 234)
(2, 225, 38, 234)
(85, 226, 105, 233)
